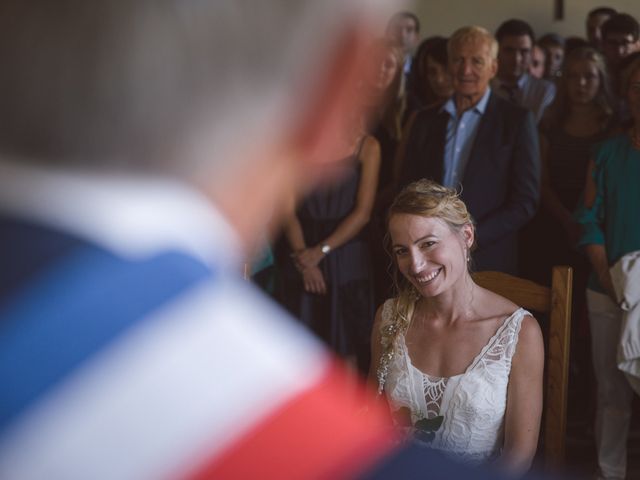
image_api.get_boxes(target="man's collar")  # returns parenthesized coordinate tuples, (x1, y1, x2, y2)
(0, 159, 243, 272)
(442, 87, 492, 117)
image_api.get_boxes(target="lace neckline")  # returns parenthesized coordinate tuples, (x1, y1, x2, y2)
(402, 307, 524, 381)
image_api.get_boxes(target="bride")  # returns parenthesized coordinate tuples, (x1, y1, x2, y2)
(368, 179, 544, 475)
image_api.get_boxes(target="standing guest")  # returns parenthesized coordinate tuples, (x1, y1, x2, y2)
(520, 47, 615, 421)
(492, 19, 556, 122)
(406, 36, 453, 117)
(536, 47, 615, 279)
(281, 125, 380, 374)
(0, 1, 525, 479)
(575, 56, 640, 480)
(357, 40, 407, 307)
(369, 179, 544, 476)
(601, 13, 640, 91)
(387, 11, 421, 82)
(362, 39, 406, 196)
(529, 43, 546, 79)
(539, 33, 566, 80)
(586, 7, 617, 51)
(398, 26, 540, 274)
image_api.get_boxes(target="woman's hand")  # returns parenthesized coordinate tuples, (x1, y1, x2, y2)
(294, 246, 325, 270)
(302, 265, 327, 294)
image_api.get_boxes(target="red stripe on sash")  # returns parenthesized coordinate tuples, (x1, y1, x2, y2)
(187, 364, 398, 480)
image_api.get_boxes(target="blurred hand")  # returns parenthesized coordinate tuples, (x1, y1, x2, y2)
(302, 265, 327, 294)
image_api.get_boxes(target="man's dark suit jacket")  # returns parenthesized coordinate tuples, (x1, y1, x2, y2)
(398, 91, 540, 274)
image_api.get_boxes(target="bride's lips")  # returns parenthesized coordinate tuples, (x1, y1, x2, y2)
(414, 267, 443, 285)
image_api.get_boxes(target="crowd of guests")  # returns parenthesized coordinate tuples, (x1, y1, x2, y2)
(255, 6, 640, 478)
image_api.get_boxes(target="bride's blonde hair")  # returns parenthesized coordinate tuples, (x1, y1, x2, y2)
(385, 180, 476, 328)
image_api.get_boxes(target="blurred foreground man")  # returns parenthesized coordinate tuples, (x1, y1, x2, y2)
(0, 2, 529, 480)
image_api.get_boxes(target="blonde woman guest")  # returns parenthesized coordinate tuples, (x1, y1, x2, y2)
(522, 47, 615, 286)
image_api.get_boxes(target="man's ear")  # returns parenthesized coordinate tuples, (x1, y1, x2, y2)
(292, 23, 369, 169)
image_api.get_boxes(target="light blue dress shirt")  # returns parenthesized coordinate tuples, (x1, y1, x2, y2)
(441, 88, 491, 188)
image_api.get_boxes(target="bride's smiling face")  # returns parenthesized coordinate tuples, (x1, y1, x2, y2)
(389, 213, 473, 297)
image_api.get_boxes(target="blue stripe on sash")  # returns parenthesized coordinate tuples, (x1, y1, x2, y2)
(0, 244, 213, 431)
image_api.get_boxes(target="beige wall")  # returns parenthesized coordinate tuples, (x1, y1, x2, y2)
(413, 0, 640, 40)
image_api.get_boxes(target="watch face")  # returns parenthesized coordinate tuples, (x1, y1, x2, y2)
(321, 244, 331, 254)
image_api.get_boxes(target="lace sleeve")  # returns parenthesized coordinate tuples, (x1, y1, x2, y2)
(376, 297, 417, 395)
(379, 298, 396, 332)
(375, 299, 398, 395)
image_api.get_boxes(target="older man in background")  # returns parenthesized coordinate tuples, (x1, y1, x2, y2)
(398, 26, 540, 274)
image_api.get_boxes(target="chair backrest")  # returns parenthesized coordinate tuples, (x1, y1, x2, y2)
(472, 266, 573, 470)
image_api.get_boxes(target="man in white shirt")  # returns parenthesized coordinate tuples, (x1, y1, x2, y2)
(491, 19, 556, 123)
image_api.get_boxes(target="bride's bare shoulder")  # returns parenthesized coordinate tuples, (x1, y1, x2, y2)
(473, 283, 521, 319)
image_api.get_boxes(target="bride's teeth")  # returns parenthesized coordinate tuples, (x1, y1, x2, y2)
(416, 268, 440, 283)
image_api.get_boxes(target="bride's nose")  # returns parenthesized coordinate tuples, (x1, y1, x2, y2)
(408, 251, 426, 274)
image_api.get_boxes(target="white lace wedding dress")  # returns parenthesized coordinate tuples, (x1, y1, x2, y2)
(380, 299, 527, 465)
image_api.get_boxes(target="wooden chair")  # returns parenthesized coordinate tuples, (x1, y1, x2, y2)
(472, 266, 573, 470)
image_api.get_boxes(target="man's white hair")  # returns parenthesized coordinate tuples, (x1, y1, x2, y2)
(0, 0, 393, 178)
(448, 26, 499, 60)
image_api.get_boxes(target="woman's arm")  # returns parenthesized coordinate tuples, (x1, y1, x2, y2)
(283, 213, 307, 256)
(296, 135, 381, 268)
(283, 212, 327, 294)
(498, 314, 544, 476)
(577, 158, 615, 300)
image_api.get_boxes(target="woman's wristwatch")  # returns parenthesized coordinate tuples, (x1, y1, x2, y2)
(321, 244, 331, 255)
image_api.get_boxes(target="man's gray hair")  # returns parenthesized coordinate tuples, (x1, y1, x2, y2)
(0, 0, 392, 177)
